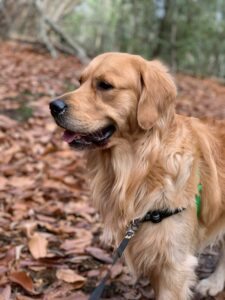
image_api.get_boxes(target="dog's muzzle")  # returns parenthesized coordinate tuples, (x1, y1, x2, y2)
(49, 99, 116, 150)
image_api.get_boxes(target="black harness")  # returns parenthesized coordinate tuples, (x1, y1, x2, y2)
(89, 207, 185, 300)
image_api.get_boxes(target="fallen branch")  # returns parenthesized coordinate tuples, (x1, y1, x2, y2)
(45, 17, 90, 64)
(33, 0, 89, 64)
(53, 42, 77, 56)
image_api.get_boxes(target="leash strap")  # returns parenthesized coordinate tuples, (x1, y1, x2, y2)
(89, 208, 185, 300)
(89, 219, 140, 300)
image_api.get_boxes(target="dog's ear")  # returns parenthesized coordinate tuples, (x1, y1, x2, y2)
(137, 60, 177, 130)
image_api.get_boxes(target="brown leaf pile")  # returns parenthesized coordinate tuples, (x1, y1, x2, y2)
(0, 42, 224, 300)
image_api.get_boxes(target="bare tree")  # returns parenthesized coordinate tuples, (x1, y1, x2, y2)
(0, 0, 89, 63)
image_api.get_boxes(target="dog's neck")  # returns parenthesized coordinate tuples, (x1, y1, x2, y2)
(87, 118, 178, 243)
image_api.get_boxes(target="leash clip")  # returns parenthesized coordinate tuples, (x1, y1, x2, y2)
(125, 218, 141, 239)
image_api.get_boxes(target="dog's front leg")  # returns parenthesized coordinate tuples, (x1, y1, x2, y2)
(151, 255, 197, 300)
(197, 239, 225, 296)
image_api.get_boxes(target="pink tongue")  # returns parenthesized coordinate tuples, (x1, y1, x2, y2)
(62, 130, 81, 143)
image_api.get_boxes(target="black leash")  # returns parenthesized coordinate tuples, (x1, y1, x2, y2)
(89, 207, 185, 300)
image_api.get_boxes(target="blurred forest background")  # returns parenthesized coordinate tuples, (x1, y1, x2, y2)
(1, 0, 225, 77)
(0, 1, 225, 300)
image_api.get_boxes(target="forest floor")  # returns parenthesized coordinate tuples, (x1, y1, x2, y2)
(0, 42, 225, 300)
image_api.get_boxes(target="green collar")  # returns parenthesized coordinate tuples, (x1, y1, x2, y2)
(195, 183, 202, 218)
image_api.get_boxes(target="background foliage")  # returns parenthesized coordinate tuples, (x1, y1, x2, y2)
(62, 0, 225, 76)
(1, 0, 225, 77)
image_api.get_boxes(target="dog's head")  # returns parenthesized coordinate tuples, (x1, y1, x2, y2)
(50, 53, 177, 149)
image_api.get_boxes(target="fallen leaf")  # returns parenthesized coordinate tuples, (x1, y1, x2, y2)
(0, 115, 17, 129)
(16, 294, 40, 300)
(0, 274, 8, 286)
(86, 247, 113, 264)
(110, 264, 123, 279)
(56, 269, 86, 288)
(41, 280, 75, 299)
(8, 177, 35, 188)
(61, 229, 92, 254)
(9, 271, 34, 294)
(87, 270, 100, 277)
(55, 291, 88, 300)
(22, 221, 37, 238)
(0, 177, 8, 190)
(28, 233, 48, 259)
(1, 285, 11, 300)
(61, 238, 90, 255)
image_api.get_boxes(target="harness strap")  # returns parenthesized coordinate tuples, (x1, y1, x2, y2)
(142, 208, 185, 223)
(89, 207, 185, 300)
(195, 183, 202, 218)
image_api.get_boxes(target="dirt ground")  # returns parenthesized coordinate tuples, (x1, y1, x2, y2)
(0, 42, 225, 300)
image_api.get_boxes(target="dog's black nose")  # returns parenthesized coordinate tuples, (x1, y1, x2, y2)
(50, 99, 67, 116)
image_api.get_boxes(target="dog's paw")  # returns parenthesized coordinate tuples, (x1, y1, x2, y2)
(196, 274, 225, 297)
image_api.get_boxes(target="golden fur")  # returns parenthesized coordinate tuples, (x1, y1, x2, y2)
(54, 53, 225, 299)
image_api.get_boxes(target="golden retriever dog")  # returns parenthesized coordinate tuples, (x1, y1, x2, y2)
(50, 53, 225, 300)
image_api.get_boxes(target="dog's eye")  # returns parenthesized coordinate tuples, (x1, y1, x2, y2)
(97, 81, 114, 91)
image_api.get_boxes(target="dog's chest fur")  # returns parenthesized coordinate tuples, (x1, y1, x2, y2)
(87, 130, 199, 274)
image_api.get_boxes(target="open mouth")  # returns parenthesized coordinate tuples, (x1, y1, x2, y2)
(62, 124, 116, 150)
